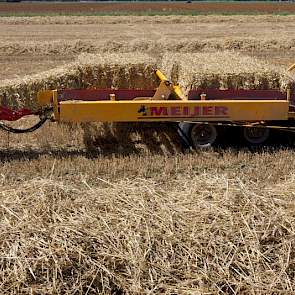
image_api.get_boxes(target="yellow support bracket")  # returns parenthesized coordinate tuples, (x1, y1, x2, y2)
(37, 90, 54, 106)
(154, 69, 185, 100)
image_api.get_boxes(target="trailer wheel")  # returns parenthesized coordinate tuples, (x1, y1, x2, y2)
(243, 126, 270, 145)
(179, 122, 217, 148)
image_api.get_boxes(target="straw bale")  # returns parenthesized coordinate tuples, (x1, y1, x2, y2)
(160, 51, 294, 94)
(0, 53, 158, 110)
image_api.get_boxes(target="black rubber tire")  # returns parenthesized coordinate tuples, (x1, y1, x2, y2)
(243, 126, 270, 145)
(179, 122, 217, 149)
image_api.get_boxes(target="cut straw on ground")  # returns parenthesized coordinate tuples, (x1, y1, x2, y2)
(2, 38, 295, 56)
(1, 154, 295, 294)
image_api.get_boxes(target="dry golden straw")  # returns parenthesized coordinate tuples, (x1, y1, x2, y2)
(2, 38, 295, 56)
(0, 150, 294, 294)
(1, 51, 294, 110)
(161, 51, 294, 94)
(0, 53, 158, 109)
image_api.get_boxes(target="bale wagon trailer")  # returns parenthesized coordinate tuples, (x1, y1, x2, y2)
(1, 68, 295, 149)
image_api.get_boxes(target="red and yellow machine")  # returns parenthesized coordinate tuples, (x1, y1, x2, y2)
(1, 69, 295, 148)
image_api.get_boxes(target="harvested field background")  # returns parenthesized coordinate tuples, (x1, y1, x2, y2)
(1, 15, 295, 80)
(2, 15, 295, 25)
(1, 13, 295, 295)
(1, 2, 295, 16)
(3, 37, 295, 57)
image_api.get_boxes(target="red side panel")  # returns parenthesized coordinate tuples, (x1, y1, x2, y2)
(0, 107, 32, 121)
(58, 88, 290, 101)
(188, 89, 288, 100)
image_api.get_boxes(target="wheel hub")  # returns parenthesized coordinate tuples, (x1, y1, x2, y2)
(190, 123, 217, 148)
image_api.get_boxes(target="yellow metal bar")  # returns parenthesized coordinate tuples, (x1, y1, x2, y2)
(57, 100, 289, 123)
(155, 70, 168, 82)
(172, 84, 185, 100)
(288, 63, 295, 72)
(154, 70, 185, 100)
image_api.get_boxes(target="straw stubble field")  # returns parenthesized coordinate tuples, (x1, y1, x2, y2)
(1, 15, 295, 294)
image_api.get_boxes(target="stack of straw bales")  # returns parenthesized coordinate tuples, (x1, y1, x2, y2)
(0, 51, 294, 110)
(0, 53, 158, 110)
(161, 51, 294, 94)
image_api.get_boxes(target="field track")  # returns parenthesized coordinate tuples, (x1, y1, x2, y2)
(1, 1, 295, 15)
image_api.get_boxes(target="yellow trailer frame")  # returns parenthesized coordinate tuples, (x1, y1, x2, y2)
(57, 99, 289, 123)
(34, 69, 295, 147)
(37, 70, 291, 125)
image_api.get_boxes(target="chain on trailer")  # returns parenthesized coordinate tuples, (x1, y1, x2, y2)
(0, 107, 53, 134)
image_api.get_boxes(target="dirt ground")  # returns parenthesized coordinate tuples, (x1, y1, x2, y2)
(1, 1, 295, 15)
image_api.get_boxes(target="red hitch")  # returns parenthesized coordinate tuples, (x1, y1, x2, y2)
(0, 106, 33, 121)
